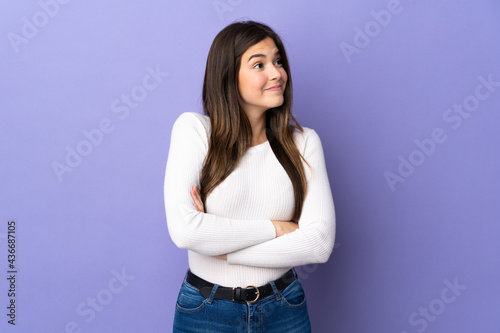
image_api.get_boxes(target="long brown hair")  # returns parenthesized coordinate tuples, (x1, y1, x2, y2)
(200, 21, 309, 221)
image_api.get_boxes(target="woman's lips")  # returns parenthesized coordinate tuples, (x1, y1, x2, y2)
(266, 85, 282, 91)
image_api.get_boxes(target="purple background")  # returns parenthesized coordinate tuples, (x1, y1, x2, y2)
(1, 0, 500, 332)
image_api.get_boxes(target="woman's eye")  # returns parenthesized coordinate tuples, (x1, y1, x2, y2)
(275, 59, 283, 66)
(253, 63, 263, 69)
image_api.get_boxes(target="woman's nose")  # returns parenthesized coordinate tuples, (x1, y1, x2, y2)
(268, 65, 281, 80)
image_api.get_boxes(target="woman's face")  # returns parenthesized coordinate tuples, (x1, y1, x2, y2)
(238, 37, 288, 117)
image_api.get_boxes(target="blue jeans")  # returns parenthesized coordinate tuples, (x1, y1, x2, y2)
(173, 270, 311, 332)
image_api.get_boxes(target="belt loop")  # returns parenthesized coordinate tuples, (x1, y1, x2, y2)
(183, 269, 190, 284)
(234, 287, 242, 301)
(269, 280, 281, 300)
(207, 284, 219, 304)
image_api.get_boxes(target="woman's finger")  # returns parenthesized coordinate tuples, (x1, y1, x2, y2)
(190, 186, 205, 213)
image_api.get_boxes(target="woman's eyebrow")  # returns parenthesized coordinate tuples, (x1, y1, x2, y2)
(247, 51, 280, 62)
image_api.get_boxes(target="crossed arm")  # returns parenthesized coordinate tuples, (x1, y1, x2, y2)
(189, 185, 299, 260)
(164, 112, 335, 268)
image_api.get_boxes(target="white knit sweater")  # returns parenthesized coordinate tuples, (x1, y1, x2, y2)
(164, 112, 335, 287)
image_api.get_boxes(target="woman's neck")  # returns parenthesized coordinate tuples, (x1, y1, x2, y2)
(245, 111, 267, 146)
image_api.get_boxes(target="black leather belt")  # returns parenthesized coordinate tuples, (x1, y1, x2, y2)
(186, 269, 296, 303)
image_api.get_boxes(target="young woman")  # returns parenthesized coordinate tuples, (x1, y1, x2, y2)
(164, 20, 335, 332)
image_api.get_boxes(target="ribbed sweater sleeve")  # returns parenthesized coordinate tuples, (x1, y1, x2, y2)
(226, 129, 336, 267)
(164, 112, 277, 256)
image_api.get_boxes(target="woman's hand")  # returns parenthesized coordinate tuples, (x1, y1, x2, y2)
(190, 185, 205, 213)
(271, 220, 299, 237)
(213, 254, 227, 260)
